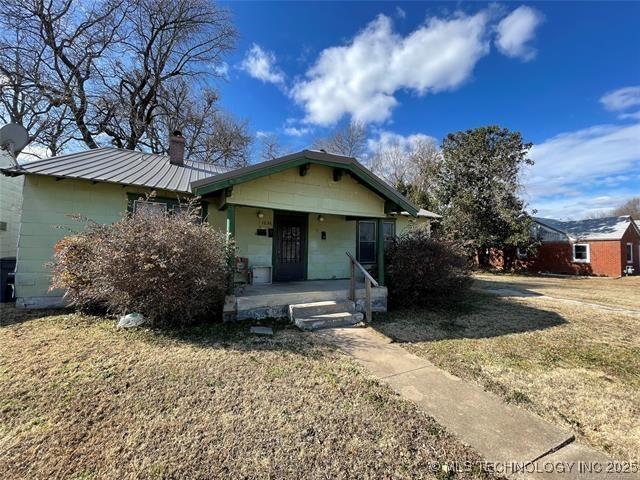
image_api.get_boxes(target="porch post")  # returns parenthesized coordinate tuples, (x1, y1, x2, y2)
(226, 204, 236, 238)
(376, 217, 385, 286)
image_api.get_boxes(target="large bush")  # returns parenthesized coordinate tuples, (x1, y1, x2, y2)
(385, 226, 472, 307)
(50, 200, 233, 326)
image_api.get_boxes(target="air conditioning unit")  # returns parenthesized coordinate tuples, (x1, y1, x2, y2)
(624, 265, 635, 275)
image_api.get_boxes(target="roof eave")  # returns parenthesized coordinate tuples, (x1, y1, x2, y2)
(191, 150, 420, 216)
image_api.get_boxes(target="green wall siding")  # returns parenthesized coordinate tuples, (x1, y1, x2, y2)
(234, 206, 273, 268)
(227, 164, 385, 217)
(15, 176, 192, 306)
(0, 175, 23, 258)
(307, 214, 356, 280)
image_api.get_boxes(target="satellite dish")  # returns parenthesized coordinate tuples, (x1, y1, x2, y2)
(0, 123, 29, 158)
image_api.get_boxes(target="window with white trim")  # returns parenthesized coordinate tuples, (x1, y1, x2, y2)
(626, 243, 633, 264)
(516, 247, 528, 259)
(572, 244, 590, 263)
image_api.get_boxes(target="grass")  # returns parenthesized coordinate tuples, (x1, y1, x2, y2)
(473, 272, 640, 310)
(374, 280, 640, 460)
(0, 305, 495, 480)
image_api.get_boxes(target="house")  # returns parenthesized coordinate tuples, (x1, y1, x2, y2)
(1, 133, 438, 319)
(0, 148, 23, 259)
(517, 216, 640, 277)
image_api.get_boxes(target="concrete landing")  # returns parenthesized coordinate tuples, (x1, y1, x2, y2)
(316, 327, 638, 480)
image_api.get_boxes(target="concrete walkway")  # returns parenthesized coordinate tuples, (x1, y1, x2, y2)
(316, 327, 638, 480)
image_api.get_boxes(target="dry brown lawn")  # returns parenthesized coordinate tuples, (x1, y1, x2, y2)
(0, 306, 495, 480)
(374, 288, 640, 460)
(473, 272, 640, 310)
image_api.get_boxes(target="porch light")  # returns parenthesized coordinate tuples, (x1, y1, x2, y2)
(317, 214, 325, 222)
(257, 211, 264, 219)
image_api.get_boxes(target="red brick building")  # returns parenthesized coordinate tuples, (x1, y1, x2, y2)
(488, 216, 640, 277)
(521, 216, 640, 277)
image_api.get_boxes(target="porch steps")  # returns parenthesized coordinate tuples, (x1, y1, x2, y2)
(289, 300, 364, 331)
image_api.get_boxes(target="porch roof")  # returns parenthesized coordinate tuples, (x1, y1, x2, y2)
(191, 149, 420, 216)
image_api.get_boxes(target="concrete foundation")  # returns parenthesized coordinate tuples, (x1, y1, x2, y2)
(226, 279, 388, 321)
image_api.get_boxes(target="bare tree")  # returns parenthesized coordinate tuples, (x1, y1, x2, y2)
(370, 137, 441, 210)
(0, 27, 74, 158)
(259, 134, 284, 161)
(96, 0, 236, 150)
(612, 197, 640, 218)
(0, 0, 249, 166)
(142, 79, 251, 167)
(312, 121, 367, 158)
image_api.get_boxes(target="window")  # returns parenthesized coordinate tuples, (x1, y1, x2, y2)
(626, 243, 633, 264)
(357, 220, 396, 263)
(134, 200, 167, 217)
(357, 221, 376, 263)
(383, 221, 395, 251)
(572, 244, 590, 263)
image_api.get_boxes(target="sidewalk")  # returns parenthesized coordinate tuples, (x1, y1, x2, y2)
(316, 327, 638, 480)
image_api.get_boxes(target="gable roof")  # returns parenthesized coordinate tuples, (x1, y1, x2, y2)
(1, 147, 424, 216)
(0, 147, 230, 194)
(191, 149, 420, 216)
(534, 215, 639, 241)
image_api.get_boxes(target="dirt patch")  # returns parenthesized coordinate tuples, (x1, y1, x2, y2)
(0, 305, 495, 479)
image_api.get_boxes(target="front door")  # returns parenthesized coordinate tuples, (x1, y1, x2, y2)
(273, 212, 307, 282)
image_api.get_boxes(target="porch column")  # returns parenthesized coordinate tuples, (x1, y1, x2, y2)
(226, 204, 236, 238)
(376, 217, 385, 286)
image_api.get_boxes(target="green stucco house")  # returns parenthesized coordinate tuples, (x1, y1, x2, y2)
(1, 133, 437, 318)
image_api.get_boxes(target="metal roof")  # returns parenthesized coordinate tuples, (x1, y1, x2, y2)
(1, 147, 230, 193)
(534, 216, 638, 241)
(2, 147, 429, 218)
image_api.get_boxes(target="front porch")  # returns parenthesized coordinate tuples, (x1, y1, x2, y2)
(224, 279, 388, 321)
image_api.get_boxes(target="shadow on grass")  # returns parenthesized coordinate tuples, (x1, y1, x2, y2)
(1, 303, 316, 356)
(0, 304, 71, 327)
(373, 289, 567, 343)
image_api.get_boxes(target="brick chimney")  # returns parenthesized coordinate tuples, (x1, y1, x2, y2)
(169, 130, 185, 166)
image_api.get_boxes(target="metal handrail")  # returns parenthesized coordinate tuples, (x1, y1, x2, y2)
(345, 251, 379, 287)
(346, 251, 379, 322)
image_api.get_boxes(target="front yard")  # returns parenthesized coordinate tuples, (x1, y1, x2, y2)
(0, 306, 493, 480)
(473, 272, 640, 310)
(374, 274, 640, 460)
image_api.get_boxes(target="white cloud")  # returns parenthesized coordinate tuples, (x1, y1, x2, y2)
(291, 11, 492, 126)
(495, 6, 544, 61)
(395, 6, 406, 20)
(532, 193, 636, 220)
(367, 130, 437, 154)
(283, 126, 311, 137)
(213, 62, 229, 78)
(600, 86, 640, 112)
(240, 44, 285, 85)
(525, 122, 640, 218)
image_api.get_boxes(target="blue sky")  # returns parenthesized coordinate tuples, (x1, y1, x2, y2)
(215, 1, 640, 219)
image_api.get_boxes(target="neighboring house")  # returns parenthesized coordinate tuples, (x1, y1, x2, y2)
(0, 133, 437, 309)
(0, 149, 23, 259)
(511, 216, 640, 277)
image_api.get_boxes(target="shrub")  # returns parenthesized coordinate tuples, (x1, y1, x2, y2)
(50, 199, 233, 326)
(385, 226, 472, 308)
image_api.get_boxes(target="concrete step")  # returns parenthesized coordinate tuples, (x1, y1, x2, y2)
(288, 300, 355, 320)
(295, 312, 364, 331)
